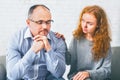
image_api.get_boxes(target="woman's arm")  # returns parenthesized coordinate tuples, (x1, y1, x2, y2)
(87, 47, 112, 80)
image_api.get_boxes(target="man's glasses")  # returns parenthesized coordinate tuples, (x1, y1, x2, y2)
(29, 19, 54, 25)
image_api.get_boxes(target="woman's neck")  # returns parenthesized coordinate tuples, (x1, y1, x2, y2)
(85, 34, 93, 41)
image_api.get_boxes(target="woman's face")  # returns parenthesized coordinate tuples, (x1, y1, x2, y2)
(81, 13, 97, 36)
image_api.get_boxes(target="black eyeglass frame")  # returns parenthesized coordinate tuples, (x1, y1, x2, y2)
(29, 19, 54, 25)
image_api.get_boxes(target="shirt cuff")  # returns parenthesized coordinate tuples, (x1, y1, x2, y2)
(21, 48, 37, 65)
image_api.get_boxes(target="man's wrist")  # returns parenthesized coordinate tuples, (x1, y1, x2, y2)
(31, 47, 39, 53)
(46, 46, 51, 52)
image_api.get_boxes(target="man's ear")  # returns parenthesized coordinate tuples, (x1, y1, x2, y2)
(26, 19, 30, 27)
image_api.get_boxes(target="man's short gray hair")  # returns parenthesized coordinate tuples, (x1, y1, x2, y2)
(28, 4, 50, 18)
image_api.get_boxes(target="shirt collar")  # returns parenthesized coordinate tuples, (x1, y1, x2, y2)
(24, 28, 33, 39)
(24, 27, 51, 40)
(47, 33, 51, 40)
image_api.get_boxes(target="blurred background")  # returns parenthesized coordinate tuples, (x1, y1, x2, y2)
(0, 0, 120, 79)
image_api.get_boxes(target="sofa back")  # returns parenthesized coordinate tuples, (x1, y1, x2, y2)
(0, 55, 6, 80)
(111, 46, 120, 80)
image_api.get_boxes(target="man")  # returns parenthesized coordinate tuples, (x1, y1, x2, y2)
(6, 4, 67, 80)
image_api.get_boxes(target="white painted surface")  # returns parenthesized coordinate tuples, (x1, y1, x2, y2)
(0, 0, 120, 79)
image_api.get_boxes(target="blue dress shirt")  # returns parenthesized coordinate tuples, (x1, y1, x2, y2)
(6, 27, 67, 80)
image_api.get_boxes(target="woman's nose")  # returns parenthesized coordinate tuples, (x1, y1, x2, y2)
(83, 23, 87, 28)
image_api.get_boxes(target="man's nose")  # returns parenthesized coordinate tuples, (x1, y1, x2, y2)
(41, 23, 48, 29)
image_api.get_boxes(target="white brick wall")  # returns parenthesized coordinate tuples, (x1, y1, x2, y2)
(0, 0, 120, 79)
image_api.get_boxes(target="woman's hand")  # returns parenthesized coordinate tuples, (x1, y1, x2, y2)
(73, 71, 90, 80)
(55, 32, 65, 40)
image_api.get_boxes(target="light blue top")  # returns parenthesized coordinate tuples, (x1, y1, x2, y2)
(6, 27, 67, 80)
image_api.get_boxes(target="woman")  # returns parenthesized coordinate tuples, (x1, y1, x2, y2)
(57, 5, 112, 80)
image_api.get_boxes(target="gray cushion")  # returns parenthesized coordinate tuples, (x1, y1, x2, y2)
(111, 46, 120, 80)
(0, 47, 119, 80)
(0, 55, 6, 80)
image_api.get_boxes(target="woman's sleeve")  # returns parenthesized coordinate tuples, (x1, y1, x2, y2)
(87, 47, 112, 80)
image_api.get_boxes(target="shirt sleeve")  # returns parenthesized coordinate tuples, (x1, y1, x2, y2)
(45, 38, 67, 78)
(87, 47, 112, 80)
(6, 33, 37, 80)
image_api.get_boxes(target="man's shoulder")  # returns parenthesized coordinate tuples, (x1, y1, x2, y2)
(49, 31, 62, 40)
(13, 27, 27, 36)
(49, 31, 65, 43)
(49, 31, 67, 49)
(16, 27, 28, 34)
(10, 27, 28, 41)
